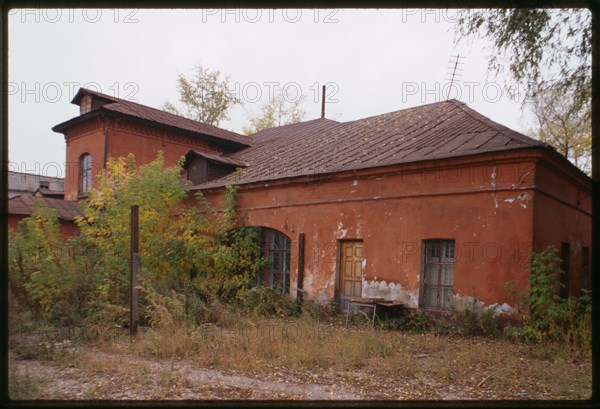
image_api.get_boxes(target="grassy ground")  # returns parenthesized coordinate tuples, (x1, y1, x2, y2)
(8, 313, 592, 401)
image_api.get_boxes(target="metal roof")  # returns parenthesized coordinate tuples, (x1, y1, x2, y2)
(251, 118, 341, 143)
(8, 171, 65, 198)
(9, 195, 81, 221)
(53, 88, 252, 150)
(194, 100, 547, 190)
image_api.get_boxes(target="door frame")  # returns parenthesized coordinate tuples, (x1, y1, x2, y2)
(336, 239, 364, 312)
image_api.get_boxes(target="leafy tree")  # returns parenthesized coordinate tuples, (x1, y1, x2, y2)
(242, 93, 306, 135)
(528, 86, 591, 174)
(162, 64, 241, 126)
(76, 152, 265, 323)
(77, 152, 190, 306)
(454, 8, 590, 104)
(454, 8, 591, 174)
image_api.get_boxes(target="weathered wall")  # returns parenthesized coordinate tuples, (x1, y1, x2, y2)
(199, 151, 543, 309)
(105, 120, 223, 167)
(532, 155, 592, 295)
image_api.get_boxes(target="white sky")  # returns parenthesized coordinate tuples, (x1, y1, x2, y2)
(8, 8, 539, 178)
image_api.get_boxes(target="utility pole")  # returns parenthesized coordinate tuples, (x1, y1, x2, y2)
(130, 205, 139, 336)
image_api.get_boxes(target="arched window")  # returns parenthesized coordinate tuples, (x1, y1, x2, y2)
(258, 228, 291, 294)
(79, 153, 92, 195)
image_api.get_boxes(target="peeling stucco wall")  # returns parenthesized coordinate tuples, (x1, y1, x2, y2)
(361, 279, 419, 308)
(359, 281, 515, 315)
(451, 294, 514, 315)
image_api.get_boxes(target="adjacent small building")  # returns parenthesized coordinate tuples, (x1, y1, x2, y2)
(7, 194, 80, 237)
(8, 171, 65, 199)
(38, 88, 593, 312)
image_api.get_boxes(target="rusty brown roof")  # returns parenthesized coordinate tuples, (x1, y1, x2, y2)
(53, 88, 252, 150)
(194, 100, 546, 189)
(9, 195, 81, 221)
(251, 118, 341, 143)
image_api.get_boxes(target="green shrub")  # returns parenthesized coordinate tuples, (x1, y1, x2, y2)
(393, 309, 432, 333)
(240, 286, 300, 317)
(504, 246, 591, 350)
(8, 203, 103, 326)
(9, 153, 270, 329)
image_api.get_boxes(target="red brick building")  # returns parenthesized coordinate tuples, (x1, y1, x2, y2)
(51, 89, 250, 201)
(45, 88, 591, 312)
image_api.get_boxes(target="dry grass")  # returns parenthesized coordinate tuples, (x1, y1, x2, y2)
(9, 312, 592, 400)
(92, 314, 592, 400)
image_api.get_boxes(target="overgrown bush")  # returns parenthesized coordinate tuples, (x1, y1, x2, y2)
(187, 224, 266, 304)
(240, 286, 301, 317)
(8, 203, 101, 326)
(504, 246, 591, 349)
(383, 309, 432, 333)
(8, 152, 269, 330)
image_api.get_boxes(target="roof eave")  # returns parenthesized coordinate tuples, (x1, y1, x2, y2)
(70, 88, 117, 105)
(52, 108, 251, 150)
(52, 110, 104, 133)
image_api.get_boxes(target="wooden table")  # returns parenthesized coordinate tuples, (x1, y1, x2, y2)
(344, 298, 406, 327)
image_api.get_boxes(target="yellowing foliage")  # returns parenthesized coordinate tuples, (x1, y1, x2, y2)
(8, 152, 266, 327)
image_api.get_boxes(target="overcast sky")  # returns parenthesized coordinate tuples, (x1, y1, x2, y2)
(8, 8, 541, 178)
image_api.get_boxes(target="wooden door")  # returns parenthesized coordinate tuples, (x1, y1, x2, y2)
(339, 241, 363, 311)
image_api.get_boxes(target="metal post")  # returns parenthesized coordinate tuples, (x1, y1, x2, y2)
(130, 205, 139, 336)
(297, 233, 305, 302)
(321, 85, 326, 118)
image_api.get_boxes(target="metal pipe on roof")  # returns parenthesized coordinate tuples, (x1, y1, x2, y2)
(321, 85, 326, 118)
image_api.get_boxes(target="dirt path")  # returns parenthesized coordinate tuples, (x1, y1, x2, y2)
(10, 336, 589, 401)
(14, 350, 365, 400)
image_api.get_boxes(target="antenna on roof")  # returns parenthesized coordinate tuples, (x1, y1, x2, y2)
(445, 54, 465, 100)
(321, 85, 326, 119)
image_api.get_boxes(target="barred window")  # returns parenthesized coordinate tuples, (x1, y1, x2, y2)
(422, 240, 455, 309)
(257, 229, 291, 294)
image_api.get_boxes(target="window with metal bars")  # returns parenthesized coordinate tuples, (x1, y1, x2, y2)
(421, 240, 455, 309)
(257, 228, 291, 294)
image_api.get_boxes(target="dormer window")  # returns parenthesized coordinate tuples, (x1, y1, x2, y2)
(80, 95, 92, 114)
(79, 153, 92, 195)
(183, 150, 246, 186)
